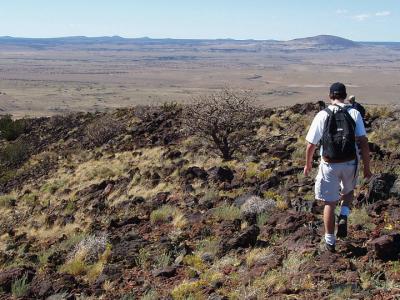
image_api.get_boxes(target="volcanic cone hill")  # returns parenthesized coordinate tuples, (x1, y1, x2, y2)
(0, 101, 399, 299)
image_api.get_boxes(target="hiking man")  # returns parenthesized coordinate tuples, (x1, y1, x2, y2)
(303, 82, 372, 252)
(348, 95, 366, 121)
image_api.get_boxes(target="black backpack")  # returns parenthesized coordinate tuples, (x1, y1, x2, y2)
(322, 105, 356, 160)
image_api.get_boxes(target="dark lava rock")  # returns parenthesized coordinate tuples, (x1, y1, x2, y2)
(289, 102, 322, 114)
(233, 193, 255, 207)
(340, 242, 368, 258)
(30, 274, 54, 298)
(152, 266, 177, 278)
(257, 176, 281, 193)
(184, 183, 195, 193)
(367, 234, 400, 261)
(0, 267, 35, 292)
(163, 149, 182, 160)
(182, 166, 208, 181)
(208, 166, 234, 183)
(201, 252, 215, 263)
(390, 177, 400, 199)
(275, 212, 315, 234)
(218, 225, 260, 257)
(368, 142, 385, 158)
(152, 192, 170, 207)
(109, 216, 141, 229)
(366, 173, 396, 202)
(112, 239, 149, 267)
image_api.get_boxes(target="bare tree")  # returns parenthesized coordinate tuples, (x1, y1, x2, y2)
(184, 88, 258, 160)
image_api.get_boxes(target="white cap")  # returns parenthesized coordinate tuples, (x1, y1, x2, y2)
(349, 95, 355, 101)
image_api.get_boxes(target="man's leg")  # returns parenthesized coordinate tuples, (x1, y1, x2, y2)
(324, 201, 337, 250)
(341, 190, 354, 207)
(337, 190, 354, 238)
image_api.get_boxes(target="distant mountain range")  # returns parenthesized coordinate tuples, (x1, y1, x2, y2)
(0, 35, 399, 50)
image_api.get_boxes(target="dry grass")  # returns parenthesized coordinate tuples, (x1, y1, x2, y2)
(246, 247, 272, 267)
(150, 205, 187, 229)
(349, 207, 375, 230)
(0, 193, 15, 208)
(212, 204, 241, 221)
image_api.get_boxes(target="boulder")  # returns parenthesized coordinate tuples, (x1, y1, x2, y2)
(218, 225, 260, 256)
(390, 177, 400, 199)
(257, 176, 281, 192)
(111, 239, 149, 267)
(163, 149, 182, 160)
(240, 196, 276, 224)
(233, 193, 255, 207)
(0, 267, 35, 292)
(366, 173, 396, 202)
(182, 166, 208, 181)
(208, 166, 234, 183)
(367, 234, 400, 261)
(152, 266, 177, 278)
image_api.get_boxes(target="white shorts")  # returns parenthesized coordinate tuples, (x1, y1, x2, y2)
(315, 159, 358, 202)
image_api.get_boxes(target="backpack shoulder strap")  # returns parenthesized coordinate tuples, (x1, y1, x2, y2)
(340, 106, 356, 129)
(324, 107, 333, 117)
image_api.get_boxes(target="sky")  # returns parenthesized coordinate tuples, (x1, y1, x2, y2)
(0, 0, 399, 41)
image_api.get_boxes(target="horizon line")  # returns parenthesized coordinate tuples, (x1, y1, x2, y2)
(1, 34, 400, 43)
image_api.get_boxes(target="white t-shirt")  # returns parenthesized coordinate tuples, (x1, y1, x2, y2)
(306, 103, 366, 155)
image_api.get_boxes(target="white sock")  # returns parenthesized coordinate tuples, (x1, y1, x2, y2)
(325, 233, 336, 245)
(340, 206, 350, 216)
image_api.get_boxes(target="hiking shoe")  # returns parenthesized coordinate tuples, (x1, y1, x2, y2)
(324, 243, 336, 253)
(336, 215, 348, 238)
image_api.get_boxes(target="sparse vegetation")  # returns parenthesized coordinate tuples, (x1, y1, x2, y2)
(0, 140, 29, 167)
(85, 114, 124, 146)
(0, 102, 399, 299)
(183, 88, 258, 160)
(150, 205, 186, 228)
(349, 207, 375, 230)
(213, 204, 241, 221)
(0, 115, 26, 141)
(135, 248, 151, 269)
(246, 247, 272, 267)
(11, 273, 30, 298)
(0, 194, 15, 208)
(154, 250, 172, 269)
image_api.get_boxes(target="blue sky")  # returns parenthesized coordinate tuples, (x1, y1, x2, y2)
(0, 0, 398, 41)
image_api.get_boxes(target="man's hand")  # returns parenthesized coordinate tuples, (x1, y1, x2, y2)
(303, 164, 312, 177)
(304, 143, 317, 177)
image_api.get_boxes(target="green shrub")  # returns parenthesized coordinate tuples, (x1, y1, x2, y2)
(11, 273, 29, 298)
(213, 204, 241, 221)
(154, 251, 171, 269)
(135, 248, 150, 269)
(0, 115, 26, 141)
(256, 212, 269, 226)
(59, 259, 87, 275)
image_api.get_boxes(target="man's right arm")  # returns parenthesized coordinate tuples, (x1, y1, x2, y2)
(357, 135, 372, 179)
(304, 143, 316, 176)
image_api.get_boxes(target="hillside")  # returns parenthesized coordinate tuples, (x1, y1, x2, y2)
(288, 35, 360, 49)
(0, 102, 399, 299)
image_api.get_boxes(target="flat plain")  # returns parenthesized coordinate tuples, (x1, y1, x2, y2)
(1, 36, 400, 117)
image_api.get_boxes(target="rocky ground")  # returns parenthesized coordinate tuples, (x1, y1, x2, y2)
(0, 102, 399, 299)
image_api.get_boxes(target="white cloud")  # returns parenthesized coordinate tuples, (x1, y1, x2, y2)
(336, 9, 348, 14)
(375, 11, 391, 17)
(353, 14, 371, 21)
